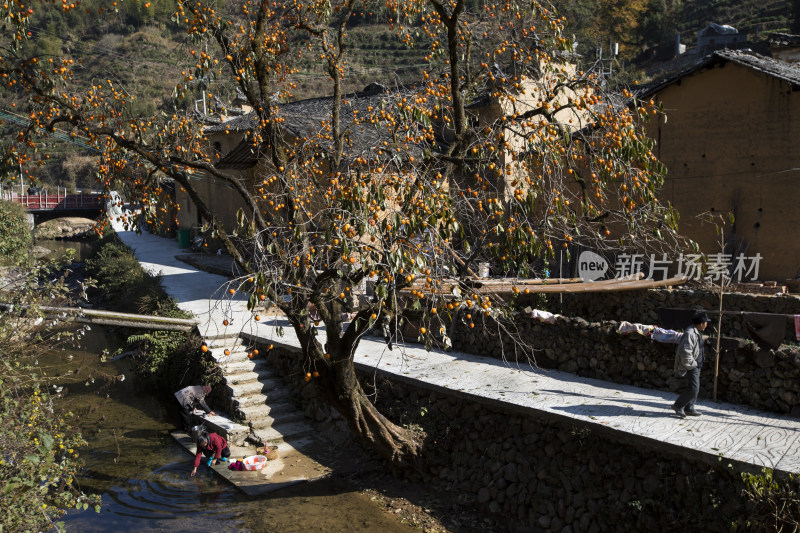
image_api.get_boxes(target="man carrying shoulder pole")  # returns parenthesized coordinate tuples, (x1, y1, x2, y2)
(671, 310, 710, 418)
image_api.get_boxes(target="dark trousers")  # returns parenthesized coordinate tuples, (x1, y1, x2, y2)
(179, 406, 194, 431)
(674, 367, 700, 411)
(201, 446, 231, 461)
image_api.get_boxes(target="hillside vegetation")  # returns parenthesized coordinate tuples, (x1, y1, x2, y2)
(1, 0, 797, 190)
(679, 0, 796, 44)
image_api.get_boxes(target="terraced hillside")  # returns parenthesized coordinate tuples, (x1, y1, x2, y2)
(678, 0, 794, 44)
(2, 0, 798, 191)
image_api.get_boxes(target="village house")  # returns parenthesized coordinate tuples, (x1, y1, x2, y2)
(639, 49, 800, 281)
(174, 70, 587, 240)
(769, 32, 800, 63)
(696, 23, 749, 57)
(174, 82, 407, 236)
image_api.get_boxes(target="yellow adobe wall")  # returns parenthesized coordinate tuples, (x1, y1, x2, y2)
(471, 68, 590, 200)
(175, 173, 250, 233)
(176, 130, 260, 233)
(648, 61, 800, 280)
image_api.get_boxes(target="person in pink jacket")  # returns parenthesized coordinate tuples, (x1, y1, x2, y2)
(190, 431, 230, 476)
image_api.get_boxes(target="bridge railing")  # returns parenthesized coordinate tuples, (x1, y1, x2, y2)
(7, 192, 104, 211)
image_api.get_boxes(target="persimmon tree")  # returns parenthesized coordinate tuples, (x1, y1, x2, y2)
(1, 0, 686, 468)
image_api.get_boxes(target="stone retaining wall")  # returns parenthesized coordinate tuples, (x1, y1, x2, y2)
(450, 312, 800, 417)
(530, 287, 800, 343)
(367, 377, 752, 532)
(255, 341, 757, 532)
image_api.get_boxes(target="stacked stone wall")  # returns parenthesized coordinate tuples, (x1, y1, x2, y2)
(254, 340, 757, 532)
(450, 311, 800, 417)
(531, 288, 800, 344)
(367, 378, 752, 532)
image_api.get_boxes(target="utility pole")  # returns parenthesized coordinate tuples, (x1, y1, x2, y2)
(596, 41, 619, 82)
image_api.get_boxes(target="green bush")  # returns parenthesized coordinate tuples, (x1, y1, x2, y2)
(0, 200, 32, 266)
(127, 331, 221, 391)
(0, 387, 99, 532)
(87, 238, 220, 391)
(85, 241, 158, 308)
(737, 468, 800, 530)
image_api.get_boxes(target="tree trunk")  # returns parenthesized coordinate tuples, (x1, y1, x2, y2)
(318, 351, 423, 472)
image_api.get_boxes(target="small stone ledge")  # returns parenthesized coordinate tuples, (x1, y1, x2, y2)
(190, 412, 250, 446)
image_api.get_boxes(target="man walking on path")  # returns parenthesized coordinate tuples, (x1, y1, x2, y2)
(175, 385, 216, 431)
(671, 310, 710, 418)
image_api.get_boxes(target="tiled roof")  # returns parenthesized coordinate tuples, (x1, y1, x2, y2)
(638, 49, 800, 98)
(209, 83, 431, 168)
(203, 112, 256, 133)
(699, 23, 739, 37)
(769, 33, 800, 47)
(213, 140, 265, 170)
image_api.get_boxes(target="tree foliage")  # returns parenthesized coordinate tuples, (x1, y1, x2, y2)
(739, 468, 800, 530)
(554, 0, 680, 58)
(0, 199, 32, 266)
(0, 262, 100, 532)
(1, 0, 688, 467)
(86, 239, 219, 391)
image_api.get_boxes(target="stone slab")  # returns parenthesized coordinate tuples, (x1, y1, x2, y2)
(190, 411, 251, 445)
(171, 431, 329, 496)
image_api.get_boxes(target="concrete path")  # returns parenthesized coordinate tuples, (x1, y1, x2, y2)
(111, 223, 800, 476)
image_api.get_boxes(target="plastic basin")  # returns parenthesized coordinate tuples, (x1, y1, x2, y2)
(242, 455, 268, 471)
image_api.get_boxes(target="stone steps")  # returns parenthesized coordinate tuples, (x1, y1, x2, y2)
(213, 351, 253, 366)
(237, 399, 297, 420)
(204, 332, 245, 344)
(199, 332, 313, 446)
(226, 369, 282, 388)
(255, 420, 315, 443)
(246, 411, 307, 432)
(223, 368, 284, 386)
(227, 377, 289, 398)
(219, 358, 271, 376)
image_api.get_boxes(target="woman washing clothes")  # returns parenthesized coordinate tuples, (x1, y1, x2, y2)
(190, 431, 230, 476)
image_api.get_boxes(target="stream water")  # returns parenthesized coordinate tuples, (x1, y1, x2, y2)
(36, 238, 97, 262)
(35, 238, 419, 532)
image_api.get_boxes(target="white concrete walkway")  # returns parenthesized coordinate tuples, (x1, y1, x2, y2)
(112, 223, 800, 476)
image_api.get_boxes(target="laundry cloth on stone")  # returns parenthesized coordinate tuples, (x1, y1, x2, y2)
(657, 308, 696, 331)
(743, 312, 787, 350)
(651, 327, 683, 344)
(524, 308, 560, 324)
(617, 321, 654, 336)
(795, 315, 800, 341)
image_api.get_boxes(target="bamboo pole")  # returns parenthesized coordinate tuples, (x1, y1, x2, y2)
(712, 223, 728, 402)
(37, 306, 199, 326)
(0, 303, 199, 330)
(73, 316, 197, 332)
(713, 273, 724, 402)
(403, 275, 685, 297)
